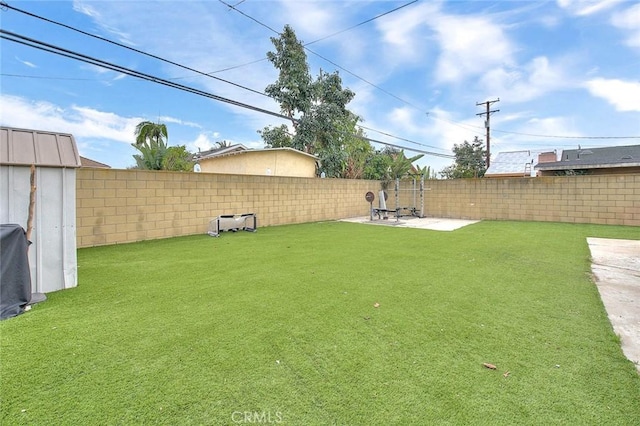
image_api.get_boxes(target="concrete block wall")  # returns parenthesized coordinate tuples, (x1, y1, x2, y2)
(422, 174, 640, 226)
(77, 170, 639, 248)
(76, 169, 377, 247)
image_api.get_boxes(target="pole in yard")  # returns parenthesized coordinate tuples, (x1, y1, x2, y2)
(420, 174, 424, 218)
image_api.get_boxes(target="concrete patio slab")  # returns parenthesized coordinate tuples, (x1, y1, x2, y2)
(588, 237, 640, 373)
(339, 216, 480, 232)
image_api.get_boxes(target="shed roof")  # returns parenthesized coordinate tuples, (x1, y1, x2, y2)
(0, 126, 81, 168)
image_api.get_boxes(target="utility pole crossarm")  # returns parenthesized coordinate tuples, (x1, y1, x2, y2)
(476, 98, 500, 169)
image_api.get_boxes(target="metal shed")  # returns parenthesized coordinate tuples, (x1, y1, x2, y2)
(0, 126, 81, 293)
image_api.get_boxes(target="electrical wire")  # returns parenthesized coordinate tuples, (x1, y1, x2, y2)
(358, 124, 449, 152)
(0, 29, 290, 120)
(1, 0, 476, 148)
(220, 0, 427, 112)
(491, 128, 639, 140)
(1, 29, 451, 158)
(206, 0, 419, 75)
(0, 1, 268, 97)
(1, 1, 454, 156)
(0, 72, 95, 81)
(304, 1, 419, 46)
(220, 0, 640, 141)
(0, 0, 437, 145)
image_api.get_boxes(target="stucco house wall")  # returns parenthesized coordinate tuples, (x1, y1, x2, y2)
(198, 148, 317, 178)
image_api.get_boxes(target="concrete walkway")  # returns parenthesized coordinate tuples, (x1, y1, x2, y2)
(588, 238, 640, 373)
(339, 216, 480, 231)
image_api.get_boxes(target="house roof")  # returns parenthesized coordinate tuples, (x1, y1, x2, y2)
(0, 126, 82, 168)
(80, 156, 111, 168)
(196, 145, 318, 162)
(535, 145, 640, 171)
(193, 144, 250, 160)
(485, 150, 545, 177)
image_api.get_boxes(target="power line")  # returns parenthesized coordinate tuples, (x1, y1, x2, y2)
(0, 1, 268, 97)
(217, 0, 498, 136)
(221, 0, 640, 142)
(358, 124, 449, 152)
(0, 29, 290, 120)
(1, 0, 435, 143)
(304, 1, 419, 46)
(491, 128, 640, 140)
(0, 72, 96, 81)
(1, 29, 449, 158)
(356, 134, 454, 159)
(220, 0, 427, 112)
(206, 0, 419, 76)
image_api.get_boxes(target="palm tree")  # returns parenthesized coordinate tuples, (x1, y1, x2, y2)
(134, 121, 168, 148)
(132, 121, 168, 170)
(215, 140, 231, 149)
(132, 142, 167, 170)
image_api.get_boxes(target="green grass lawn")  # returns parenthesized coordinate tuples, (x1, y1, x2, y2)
(2, 220, 640, 425)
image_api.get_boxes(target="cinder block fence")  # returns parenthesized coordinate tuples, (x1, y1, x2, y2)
(76, 169, 377, 248)
(76, 169, 639, 248)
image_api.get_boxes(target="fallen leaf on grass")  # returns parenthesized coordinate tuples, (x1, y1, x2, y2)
(483, 363, 497, 370)
(373, 302, 380, 308)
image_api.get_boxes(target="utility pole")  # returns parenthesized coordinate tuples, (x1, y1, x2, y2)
(476, 98, 499, 168)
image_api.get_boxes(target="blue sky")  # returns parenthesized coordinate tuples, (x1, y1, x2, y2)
(1, 0, 639, 172)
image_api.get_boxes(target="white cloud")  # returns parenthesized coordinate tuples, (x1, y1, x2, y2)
(585, 78, 640, 112)
(188, 133, 217, 153)
(0, 94, 141, 143)
(611, 3, 640, 48)
(158, 116, 202, 129)
(431, 14, 514, 84)
(16, 57, 37, 68)
(517, 116, 583, 138)
(374, 2, 514, 84)
(375, 2, 440, 63)
(385, 106, 482, 154)
(556, 0, 622, 16)
(490, 115, 585, 154)
(72, 0, 135, 45)
(185, 132, 263, 154)
(481, 56, 573, 103)
(71, 1, 101, 19)
(280, 1, 337, 40)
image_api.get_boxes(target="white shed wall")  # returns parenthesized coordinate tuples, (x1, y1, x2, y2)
(0, 165, 77, 293)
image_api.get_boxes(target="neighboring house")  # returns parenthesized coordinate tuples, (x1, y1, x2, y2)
(80, 156, 111, 168)
(485, 150, 553, 178)
(194, 144, 319, 178)
(535, 145, 640, 176)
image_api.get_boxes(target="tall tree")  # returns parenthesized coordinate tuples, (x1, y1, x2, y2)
(264, 25, 312, 130)
(440, 136, 487, 178)
(261, 26, 363, 177)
